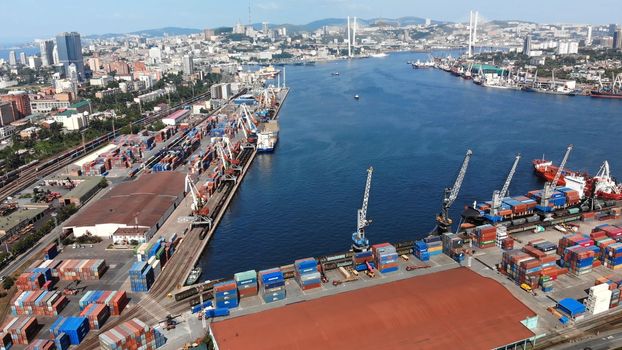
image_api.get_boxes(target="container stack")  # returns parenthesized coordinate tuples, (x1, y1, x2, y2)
(585, 283, 612, 315)
(57, 259, 107, 281)
(79, 303, 110, 330)
(563, 245, 596, 275)
(556, 187, 581, 206)
(594, 224, 622, 241)
(352, 251, 375, 271)
(474, 225, 496, 248)
(557, 234, 593, 256)
(423, 236, 443, 256)
(1, 316, 38, 346)
(42, 243, 58, 260)
(442, 233, 464, 263)
(54, 333, 70, 350)
(10, 290, 68, 316)
(294, 258, 322, 290)
(136, 243, 149, 262)
(413, 241, 430, 261)
(99, 318, 165, 350)
(0, 333, 12, 350)
(49, 317, 90, 346)
(539, 275, 554, 292)
(129, 261, 154, 293)
(258, 268, 286, 303)
(496, 225, 508, 248)
(604, 243, 622, 270)
(15, 272, 45, 291)
(234, 270, 258, 298)
(79, 291, 128, 316)
(371, 243, 399, 274)
(24, 339, 54, 350)
(213, 280, 239, 309)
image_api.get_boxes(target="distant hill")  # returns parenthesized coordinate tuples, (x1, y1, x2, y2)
(84, 27, 202, 40)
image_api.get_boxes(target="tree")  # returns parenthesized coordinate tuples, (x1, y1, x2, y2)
(98, 177, 109, 188)
(2, 276, 14, 290)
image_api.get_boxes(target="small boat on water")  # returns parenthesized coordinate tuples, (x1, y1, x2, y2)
(354, 95, 360, 100)
(185, 267, 202, 286)
(370, 53, 388, 58)
(331, 72, 340, 76)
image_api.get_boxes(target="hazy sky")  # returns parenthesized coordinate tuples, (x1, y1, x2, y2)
(1, 0, 620, 43)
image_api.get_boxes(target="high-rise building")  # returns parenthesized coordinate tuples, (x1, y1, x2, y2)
(1, 91, 31, 119)
(425, 18, 432, 26)
(182, 55, 194, 75)
(52, 44, 59, 66)
(19, 52, 26, 65)
(28, 56, 42, 69)
(614, 28, 622, 50)
(67, 63, 79, 82)
(8, 51, 17, 66)
(0, 102, 16, 126)
(39, 40, 55, 66)
(203, 29, 215, 40)
(523, 35, 532, 56)
(56, 32, 85, 80)
(610, 24, 618, 34)
(586, 25, 593, 46)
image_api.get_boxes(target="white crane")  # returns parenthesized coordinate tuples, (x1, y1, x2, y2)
(593, 160, 622, 197)
(215, 142, 238, 182)
(352, 167, 373, 252)
(437, 149, 473, 234)
(241, 105, 259, 134)
(490, 154, 521, 217)
(540, 145, 572, 211)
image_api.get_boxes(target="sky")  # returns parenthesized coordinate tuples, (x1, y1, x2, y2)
(0, 0, 620, 44)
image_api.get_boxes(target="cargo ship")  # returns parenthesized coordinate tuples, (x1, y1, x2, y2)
(532, 158, 586, 189)
(590, 90, 622, 99)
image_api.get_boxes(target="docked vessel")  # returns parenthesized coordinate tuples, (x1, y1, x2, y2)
(370, 53, 388, 58)
(412, 59, 435, 69)
(257, 120, 279, 153)
(185, 267, 202, 285)
(590, 90, 622, 99)
(532, 158, 586, 193)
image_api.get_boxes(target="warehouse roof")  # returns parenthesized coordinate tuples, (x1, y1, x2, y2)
(63, 176, 102, 200)
(0, 207, 47, 235)
(211, 268, 536, 350)
(64, 172, 184, 229)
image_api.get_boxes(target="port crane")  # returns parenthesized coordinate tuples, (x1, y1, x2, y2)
(539, 144, 572, 213)
(185, 174, 212, 228)
(436, 149, 473, 234)
(490, 154, 521, 219)
(215, 143, 238, 182)
(352, 167, 373, 252)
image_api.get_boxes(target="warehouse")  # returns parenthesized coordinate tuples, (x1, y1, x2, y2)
(209, 268, 537, 350)
(58, 176, 103, 207)
(0, 207, 47, 243)
(161, 109, 190, 126)
(62, 172, 185, 239)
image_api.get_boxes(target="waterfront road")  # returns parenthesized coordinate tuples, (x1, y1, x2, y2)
(551, 328, 622, 350)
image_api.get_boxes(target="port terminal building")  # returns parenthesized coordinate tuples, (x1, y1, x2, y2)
(209, 268, 538, 350)
(62, 172, 185, 239)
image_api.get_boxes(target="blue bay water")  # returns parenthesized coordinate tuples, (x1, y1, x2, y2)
(0, 47, 39, 61)
(198, 51, 622, 279)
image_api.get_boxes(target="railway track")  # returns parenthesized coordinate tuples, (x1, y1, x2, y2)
(0, 91, 213, 201)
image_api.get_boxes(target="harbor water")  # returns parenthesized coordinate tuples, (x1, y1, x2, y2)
(198, 51, 622, 278)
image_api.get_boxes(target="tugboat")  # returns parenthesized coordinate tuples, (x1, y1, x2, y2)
(354, 94, 360, 100)
(185, 267, 202, 286)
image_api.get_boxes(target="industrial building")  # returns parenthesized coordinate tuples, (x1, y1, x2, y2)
(209, 268, 537, 350)
(161, 109, 190, 126)
(0, 207, 47, 244)
(62, 172, 185, 239)
(55, 176, 103, 207)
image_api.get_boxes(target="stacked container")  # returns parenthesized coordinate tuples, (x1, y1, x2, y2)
(79, 291, 128, 316)
(234, 270, 258, 298)
(10, 290, 68, 316)
(0, 333, 12, 350)
(496, 226, 508, 248)
(57, 259, 107, 281)
(604, 243, 622, 270)
(352, 251, 374, 271)
(294, 258, 321, 290)
(25, 339, 54, 350)
(371, 243, 399, 274)
(474, 225, 496, 248)
(213, 280, 239, 309)
(258, 268, 286, 303)
(1, 316, 38, 346)
(585, 283, 612, 315)
(54, 333, 70, 350)
(594, 224, 622, 241)
(129, 261, 154, 292)
(413, 241, 429, 261)
(79, 303, 110, 330)
(563, 245, 596, 275)
(136, 243, 149, 262)
(442, 233, 464, 263)
(98, 318, 165, 350)
(557, 234, 593, 256)
(42, 243, 58, 260)
(15, 273, 45, 291)
(424, 236, 442, 256)
(49, 317, 90, 346)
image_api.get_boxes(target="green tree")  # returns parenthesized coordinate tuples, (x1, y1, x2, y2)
(2, 276, 14, 290)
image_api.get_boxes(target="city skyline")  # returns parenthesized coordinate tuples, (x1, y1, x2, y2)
(0, 0, 620, 44)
